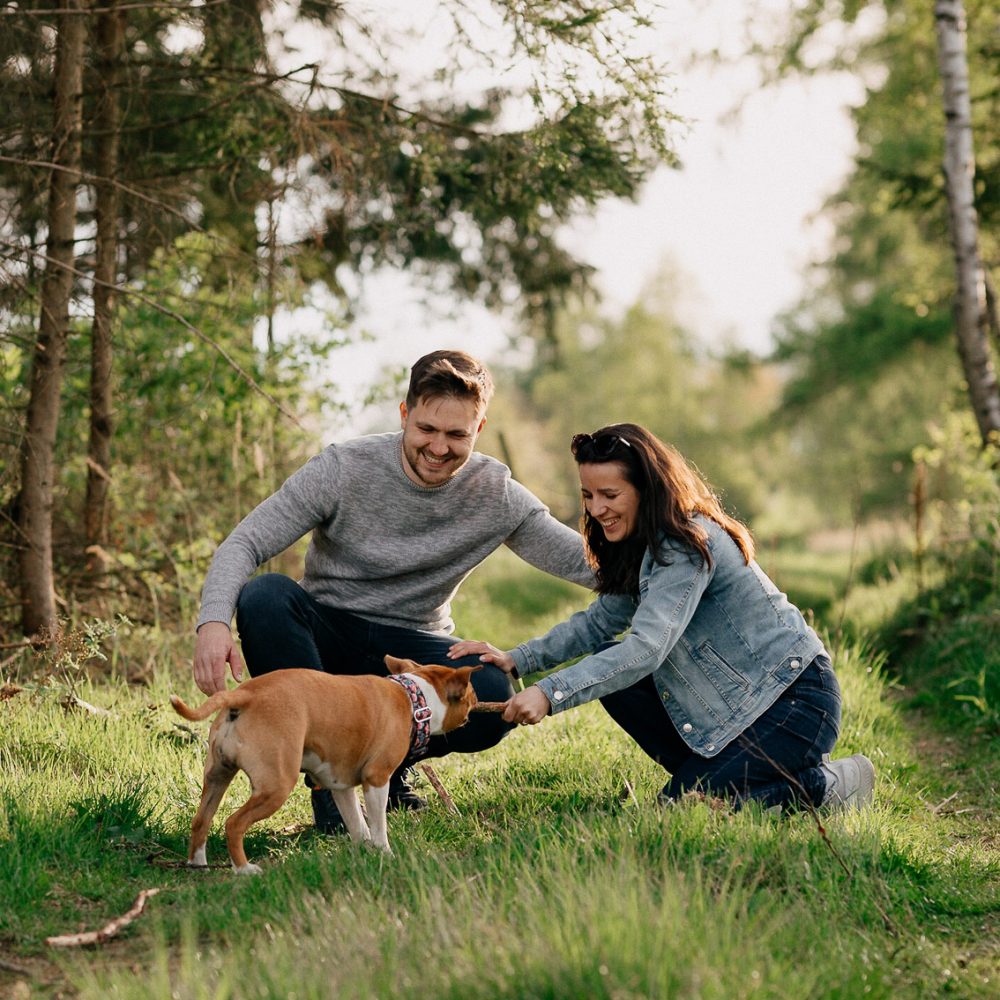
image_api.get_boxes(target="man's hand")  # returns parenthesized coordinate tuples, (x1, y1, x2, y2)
(502, 686, 551, 726)
(193, 621, 244, 695)
(447, 639, 517, 674)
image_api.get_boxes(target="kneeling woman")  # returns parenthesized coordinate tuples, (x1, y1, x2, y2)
(451, 424, 874, 811)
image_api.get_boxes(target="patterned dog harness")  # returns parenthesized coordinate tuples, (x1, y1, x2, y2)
(388, 673, 433, 758)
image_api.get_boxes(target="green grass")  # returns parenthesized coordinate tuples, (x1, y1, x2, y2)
(1, 547, 998, 998)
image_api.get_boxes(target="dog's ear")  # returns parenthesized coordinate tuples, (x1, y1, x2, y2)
(444, 664, 482, 702)
(385, 654, 420, 675)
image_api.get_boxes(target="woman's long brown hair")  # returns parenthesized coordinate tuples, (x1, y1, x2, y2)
(572, 423, 755, 596)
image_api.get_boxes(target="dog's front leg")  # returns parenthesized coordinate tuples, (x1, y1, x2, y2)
(330, 788, 371, 844)
(362, 782, 392, 853)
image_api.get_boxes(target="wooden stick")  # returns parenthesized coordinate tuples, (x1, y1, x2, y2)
(59, 693, 114, 717)
(471, 700, 508, 713)
(45, 888, 161, 948)
(418, 763, 459, 815)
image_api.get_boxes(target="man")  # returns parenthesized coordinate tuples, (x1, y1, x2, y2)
(193, 349, 593, 831)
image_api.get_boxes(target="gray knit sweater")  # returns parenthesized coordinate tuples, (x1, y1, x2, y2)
(197, 431, 593, 634)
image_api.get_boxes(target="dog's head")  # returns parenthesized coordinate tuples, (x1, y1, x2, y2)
(384, 655, 481, 733)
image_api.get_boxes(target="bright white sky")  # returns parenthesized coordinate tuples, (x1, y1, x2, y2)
(272, 1, 869, 433)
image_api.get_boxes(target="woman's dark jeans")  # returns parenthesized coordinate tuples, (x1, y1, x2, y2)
(234, 573, 515, 759)
(600, 654, 841, 809)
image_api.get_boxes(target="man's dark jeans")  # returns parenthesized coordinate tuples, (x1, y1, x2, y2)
(234, 573, 515, 759)
(600, 654, 841, 809)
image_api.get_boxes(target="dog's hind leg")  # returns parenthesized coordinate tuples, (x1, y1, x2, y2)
(189, 761, 237, 867)
(330, 787, 371, 845)
(224, 766, 299, 875)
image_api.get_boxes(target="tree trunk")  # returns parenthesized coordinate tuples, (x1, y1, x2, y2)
(84, 1, 125, 572)
(17, 2, 87, 636)
(933, 0, 1000, 446)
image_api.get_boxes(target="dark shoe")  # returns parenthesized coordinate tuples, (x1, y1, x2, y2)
(310, 787, 347, 834)
(387, 767, 427, 812)
(819, 753, 876, 811)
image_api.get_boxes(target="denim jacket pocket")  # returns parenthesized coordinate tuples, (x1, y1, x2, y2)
(693, 640, 750, 710)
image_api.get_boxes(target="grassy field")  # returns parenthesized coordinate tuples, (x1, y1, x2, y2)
(1, 547, 998, 998)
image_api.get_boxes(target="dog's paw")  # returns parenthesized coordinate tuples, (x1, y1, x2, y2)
(188, 847, 208, 868)
(233, 862, 263, 876)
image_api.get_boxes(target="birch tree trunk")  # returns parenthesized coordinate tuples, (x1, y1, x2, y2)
(933, 0, 1000, 445)
(17, 2, 87, 636)
(84, 1, 124, 572)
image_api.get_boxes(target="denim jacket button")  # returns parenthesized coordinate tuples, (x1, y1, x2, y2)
(682, 722, 693, 733)
(790, 659, 801, 669)
(706, 744, 715, 752)
(552, 690, 564, 701)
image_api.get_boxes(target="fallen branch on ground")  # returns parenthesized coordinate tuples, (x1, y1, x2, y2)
(45, 888, 162, 948)
(60, 693, 114, 717)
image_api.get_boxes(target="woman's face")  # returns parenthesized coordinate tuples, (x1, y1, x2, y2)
(579, 462, 641, 542)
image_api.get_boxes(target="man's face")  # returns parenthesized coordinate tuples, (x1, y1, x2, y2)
(399, 395, 487, 487)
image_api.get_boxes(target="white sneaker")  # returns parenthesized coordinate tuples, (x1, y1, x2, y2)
(819, 753, 875, 811)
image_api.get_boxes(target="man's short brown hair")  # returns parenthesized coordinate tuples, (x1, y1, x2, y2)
(405, 350, 495, 410)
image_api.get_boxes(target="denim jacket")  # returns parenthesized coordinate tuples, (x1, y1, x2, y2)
(510, 515, 828, 758)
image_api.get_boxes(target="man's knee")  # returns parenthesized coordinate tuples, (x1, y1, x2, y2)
(469, 662, 516, 704)
(236, 575, 314, 676)
(236, 573, 300, 620)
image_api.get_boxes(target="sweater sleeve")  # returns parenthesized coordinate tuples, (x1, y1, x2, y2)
(196, 447, 341, 629)
(502, 480, 595, 589)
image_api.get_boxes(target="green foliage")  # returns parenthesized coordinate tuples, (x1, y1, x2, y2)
(912, 410, 1000, 564)
(0, 230, 339, 634)
(0, 1, 678, 332)
(482, 269, 786, 527)
(773, 290, 953, 410)
(757, 0, 999, 490)
(867, 412, 1000, 728)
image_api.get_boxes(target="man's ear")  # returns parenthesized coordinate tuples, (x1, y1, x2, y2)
(399, 402, 408, 428)
(476, 414, 487, 434)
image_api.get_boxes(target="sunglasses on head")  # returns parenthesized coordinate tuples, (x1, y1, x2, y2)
(571, 431, 633, 462)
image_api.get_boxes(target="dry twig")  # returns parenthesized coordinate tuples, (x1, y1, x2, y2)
(418, 763, 459, 815)
(45, 888, 162, 948)
(60, 693, 114, 717)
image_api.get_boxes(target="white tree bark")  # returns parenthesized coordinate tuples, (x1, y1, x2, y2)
(933, 0, 1000, 445)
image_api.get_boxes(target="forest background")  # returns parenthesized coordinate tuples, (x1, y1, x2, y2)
(1, 1, 1000, 996)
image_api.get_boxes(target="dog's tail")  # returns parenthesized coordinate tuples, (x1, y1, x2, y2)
(170, 688, 250, 722)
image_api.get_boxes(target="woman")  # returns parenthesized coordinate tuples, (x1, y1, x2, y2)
(450, 424, 875, 811)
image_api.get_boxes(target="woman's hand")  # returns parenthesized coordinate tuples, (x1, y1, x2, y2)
(447, 639, 517, 674)
(502, 687, 551, 725)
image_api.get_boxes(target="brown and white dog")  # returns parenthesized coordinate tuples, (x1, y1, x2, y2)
(170, 655, 480, 874)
